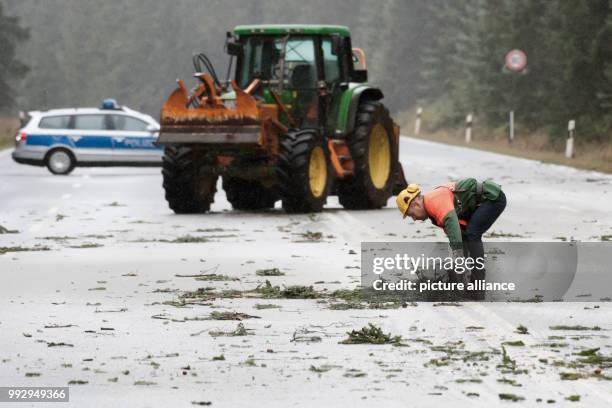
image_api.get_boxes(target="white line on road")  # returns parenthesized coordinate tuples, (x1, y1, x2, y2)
(558, 205, 580, 213)
(325, 210, 378, 242)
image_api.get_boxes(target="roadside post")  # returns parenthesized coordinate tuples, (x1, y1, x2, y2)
(465, 113, 473, 143)
(503, 49, 527, 145)
(414, 107, 422, 136)
(566, 120, 575, 158)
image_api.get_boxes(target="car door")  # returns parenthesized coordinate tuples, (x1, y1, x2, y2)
(70, 114, 114, 162)
(109, 114, 160, 163)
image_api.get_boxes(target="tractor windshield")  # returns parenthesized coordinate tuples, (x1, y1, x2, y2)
(237, 36, 317, 93)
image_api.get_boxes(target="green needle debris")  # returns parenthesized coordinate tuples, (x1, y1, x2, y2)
(340, 324, 403, 345)
(256, 268, 285, 276)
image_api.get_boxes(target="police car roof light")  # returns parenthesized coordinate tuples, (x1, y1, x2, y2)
(101, 99, 120, 110)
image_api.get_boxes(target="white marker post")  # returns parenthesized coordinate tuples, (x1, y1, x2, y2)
(465, 113, 473, 143)
(566, 120, 575, 158)
(504, 50, 526, 145)
(414, 107, 422, 136)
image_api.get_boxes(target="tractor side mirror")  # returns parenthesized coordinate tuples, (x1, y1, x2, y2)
(352, 69, 368, 82)
(330, 35, 342, 56)
(227, 42, 243, 56)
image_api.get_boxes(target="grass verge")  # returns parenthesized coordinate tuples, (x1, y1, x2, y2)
(0, 116, 18, 150)
(397, 111, 612, 174)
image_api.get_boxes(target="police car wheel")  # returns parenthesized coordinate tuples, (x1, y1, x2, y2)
(46, 149, 75, 175)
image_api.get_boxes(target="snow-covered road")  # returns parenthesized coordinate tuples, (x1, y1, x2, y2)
(1, 138, 611, 407)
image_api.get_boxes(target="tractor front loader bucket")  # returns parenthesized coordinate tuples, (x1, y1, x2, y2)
(157, 74, 262, 145)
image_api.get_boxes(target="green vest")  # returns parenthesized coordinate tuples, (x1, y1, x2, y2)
(453, 178, 502, 220)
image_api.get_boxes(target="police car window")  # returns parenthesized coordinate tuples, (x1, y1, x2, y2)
(111, 115, 148, 132)
(39, 115, 71, 129)
(74, 115, 107, 131)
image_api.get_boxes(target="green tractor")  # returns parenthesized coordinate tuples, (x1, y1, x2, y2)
(157, 24, 406, 213)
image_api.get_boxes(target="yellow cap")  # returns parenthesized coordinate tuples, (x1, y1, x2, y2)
(396, 184, 421, 218)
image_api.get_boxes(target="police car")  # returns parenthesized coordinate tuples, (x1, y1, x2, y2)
(12, 100, 162, 175)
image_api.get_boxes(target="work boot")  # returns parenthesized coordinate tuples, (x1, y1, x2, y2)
(467, 269, 486, 301)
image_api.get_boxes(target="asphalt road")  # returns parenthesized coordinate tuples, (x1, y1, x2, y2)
(1, 138, 611, 407)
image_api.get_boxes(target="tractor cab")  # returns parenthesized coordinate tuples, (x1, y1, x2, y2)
(229, 25, 363, 131)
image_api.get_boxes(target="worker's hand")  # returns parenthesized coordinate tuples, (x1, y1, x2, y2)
(449, 248, 469, 276)
(444, 247, 470, 285)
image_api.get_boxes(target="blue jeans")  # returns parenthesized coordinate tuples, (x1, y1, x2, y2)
(463, 191, 507, 280)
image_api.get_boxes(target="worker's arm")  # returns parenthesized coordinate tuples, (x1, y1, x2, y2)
(423, 188, 463, 249)
(442, 210, 463, 249)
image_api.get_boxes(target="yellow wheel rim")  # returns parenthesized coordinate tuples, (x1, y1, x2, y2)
(368, 124, 391, 189)
(309, 146, 327, 198)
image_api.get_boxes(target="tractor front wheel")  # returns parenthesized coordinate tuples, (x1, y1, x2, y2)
(222, 177, 277, 210)
(162, 145, 217, 214)
(277, 129, 331, 213)
(338, 101, 396, 209)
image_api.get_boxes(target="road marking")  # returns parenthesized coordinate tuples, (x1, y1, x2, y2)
(581, 381, 612, 405)
(47, 206, 58, 214)
(61, 193, 72, 200)
(325, 210, 378, 241)
(468, 303, 518, 334)
(558, 205, 579, 213)
(72, 183, 82, 189)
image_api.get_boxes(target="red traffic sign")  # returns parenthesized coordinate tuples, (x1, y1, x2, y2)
(505, 49, 527, 72)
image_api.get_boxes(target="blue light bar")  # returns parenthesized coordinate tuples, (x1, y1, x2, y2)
(101, 99, 119, 110)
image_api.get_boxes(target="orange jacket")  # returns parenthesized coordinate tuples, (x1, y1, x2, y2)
(423, 182, 464, 247)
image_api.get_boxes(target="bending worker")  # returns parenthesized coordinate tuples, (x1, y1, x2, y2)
(396, 178, 506, 298)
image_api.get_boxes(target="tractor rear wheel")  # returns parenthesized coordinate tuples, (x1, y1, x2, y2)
(222, 177, 277, 210)
(277, 129, 331, 213)
(162, 145, 217, 214)
(338, 101, 396, 209)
